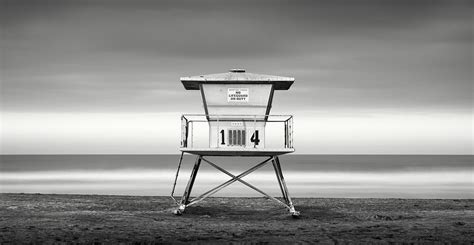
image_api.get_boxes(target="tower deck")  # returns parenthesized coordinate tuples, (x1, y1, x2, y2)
(179, 147, 294, 156)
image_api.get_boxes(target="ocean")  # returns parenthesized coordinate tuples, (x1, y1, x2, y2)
(0, 155, 472, 199)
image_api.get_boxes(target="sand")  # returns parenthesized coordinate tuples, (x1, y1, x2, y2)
(0, 193, 472, 243)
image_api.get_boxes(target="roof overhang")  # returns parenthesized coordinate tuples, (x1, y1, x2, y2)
(180, 70, 294, 90)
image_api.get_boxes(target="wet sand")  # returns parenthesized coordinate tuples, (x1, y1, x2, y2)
(1, 193, 472, 243)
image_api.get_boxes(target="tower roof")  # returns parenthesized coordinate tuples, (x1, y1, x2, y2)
(181, 69, 294, 90)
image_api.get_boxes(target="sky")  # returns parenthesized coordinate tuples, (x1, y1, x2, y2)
(1, 0, 472, 154)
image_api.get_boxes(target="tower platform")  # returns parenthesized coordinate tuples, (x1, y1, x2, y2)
(179, 147, 294, 156)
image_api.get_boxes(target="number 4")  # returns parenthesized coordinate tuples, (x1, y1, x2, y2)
(251, 130, 260, 145)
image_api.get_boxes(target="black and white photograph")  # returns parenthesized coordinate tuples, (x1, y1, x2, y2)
(0, 0, 473, 243)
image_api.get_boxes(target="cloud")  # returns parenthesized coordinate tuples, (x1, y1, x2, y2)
(1, 0, 472, 113)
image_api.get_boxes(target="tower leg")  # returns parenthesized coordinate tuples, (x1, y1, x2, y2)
(272, 157, 289, 205)
(174, 155, 202, 215)
(273, 156, 300, 217)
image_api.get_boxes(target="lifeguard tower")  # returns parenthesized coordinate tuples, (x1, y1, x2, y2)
(171, 69, 299, 217)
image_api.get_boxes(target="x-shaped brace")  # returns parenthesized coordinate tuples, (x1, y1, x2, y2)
(187, 157, 289, 209)
(173, 155, 299, 216)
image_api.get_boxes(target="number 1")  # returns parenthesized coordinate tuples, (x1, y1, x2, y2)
(220, 130, 225, 145)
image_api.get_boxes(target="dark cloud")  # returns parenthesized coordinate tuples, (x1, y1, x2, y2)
(1, 0, 472, 112)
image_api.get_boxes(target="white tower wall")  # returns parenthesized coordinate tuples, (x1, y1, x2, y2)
(202, 84, 272, 120)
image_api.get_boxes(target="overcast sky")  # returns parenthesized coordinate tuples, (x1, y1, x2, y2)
(1, 0, 472, 154)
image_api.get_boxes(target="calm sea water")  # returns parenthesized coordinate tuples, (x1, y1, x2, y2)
(0, 155, 472, 199)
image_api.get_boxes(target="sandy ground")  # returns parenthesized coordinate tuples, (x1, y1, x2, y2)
(0, 193, 473, 244)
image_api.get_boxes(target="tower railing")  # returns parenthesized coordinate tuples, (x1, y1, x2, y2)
(180, 114, 294, 149)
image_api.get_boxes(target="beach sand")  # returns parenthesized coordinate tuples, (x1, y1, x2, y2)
(1, 193, 472, 243)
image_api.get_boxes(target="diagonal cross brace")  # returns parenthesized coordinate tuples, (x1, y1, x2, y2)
(187, 156, 273, 206)
(197, 157, 290, 209)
